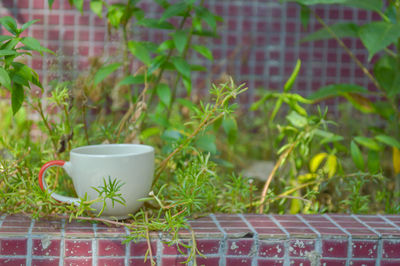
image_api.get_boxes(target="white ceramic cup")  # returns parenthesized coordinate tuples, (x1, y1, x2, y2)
(38, 144, 154, 219)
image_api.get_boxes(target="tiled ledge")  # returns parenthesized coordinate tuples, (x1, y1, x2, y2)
(0, 214, 400, 265)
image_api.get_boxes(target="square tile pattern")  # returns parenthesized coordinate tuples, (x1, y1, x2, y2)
(0, 214, 399, 265)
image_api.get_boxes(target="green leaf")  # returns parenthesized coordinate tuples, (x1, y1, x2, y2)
(359, 22, 400, 61)
(137, 18, 174, 29)
(286, 111, 307, 128)
(354, 136, 381, 151)
(128, 41, 151, 66)
(367, 150, 380, 174)
(0, 35, 13, 42)
(192, 45, 213, 61)
(177, 98, 198, 112)
(90, 0, 103, 18)
(182, 76, 192, 94)
(172, 30, 188, 54)
(195, 134, 217, 154)
(107, 5, 124, 28)
(0, 16, 18, 35)
(73, 0, 84, 12)
(375, 135, 400, 149)
(160, 2, 188, 21)
(373, 55, 400, 97)
(140, 127, 161, 140)
(222, 117, 238, 144)
(20, 37, 54, 55)
(162, 130, 183, 142)
(0, 50, 19, 56)
(148, 55, 166, 75)
(93, 63, 121, 85)
(158, 40, 175, 52)
(118, 75, 145, 86)
(157, 83, 171, 106)
(20, 20, 40, 33)
(350, 140, 364, 170)
(284, 59, 301, 92)
(0, 67, 11, 89)
(282, 0, 382, 11)
(11, 84, 24, 115)
(195, 6, 218, 32)
(301, 23, 359, 43)
(300, 5, 310, 30)
(308, 84, 367, 101)
(172, 57, 191, 79)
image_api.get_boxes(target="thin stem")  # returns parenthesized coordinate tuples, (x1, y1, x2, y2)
(144, 212, 156, 266)
(35, 100, 58, 154)
(82, 105, 90, 145)
(258, 142, 296, 214)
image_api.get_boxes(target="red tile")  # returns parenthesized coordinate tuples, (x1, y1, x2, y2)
(2, 220, 31, 227)
(98, 258, 125, 266)
(279, 221, 307, 227)
(322, 239, 348, 258)
(98, 239, 125, 256)
(0, 227, 30, 234)
(249, 221, 278, 227)
(128, 258, 154, 266)
(381, 260, 400, 266)
(351, 240, 378, 258)
(130, 241, 157, 256)
(196, 240, 220, 254)
(0, 258, 26, 265)
(65, 240, 92, 257)
(225, 257, 252, 266)
(32, 259, 59, 266)
(319, 259, 346, 266)
(32, 239, 60, 256)
(257, 259, 284, 266)
(161, 257, 188, 265)
(289, 239, 315, 257)
(349, 260, 376, 266)
(289, 259, 311, 266)
(64, 258, 92, 266)
(285, 228, 318, 237)
(189, 222, 217, 228)
(196, 257, 220, 266)
(315, 228, 348, 237)
(383, 240, 400, 258)
(219, 221, 249, 228)
(258, 241, 284, 258)
(0, 239, 27, 255)
(162, 242, 188, 255)
(255, 228, 287, 238)
(226, 239, 254, 256)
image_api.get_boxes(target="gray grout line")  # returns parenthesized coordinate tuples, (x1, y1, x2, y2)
(26, 218, 35, 266)
(352, 215, 382, 266)
(125, 226, 130, 266)
(238, 214, 258, 266)
(157, 232, 162, 266)
(324, 214, 352, 266)
(378, 215, 400, 230)
(92, 223, 97, 266)
(0, 214, 6, 227)
(210, 214, 227, 266)
(59, 218, 65, 266)
(269, 215, 290, 265)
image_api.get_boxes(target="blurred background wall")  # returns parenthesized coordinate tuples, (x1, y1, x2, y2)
(0, 0, 374, 110)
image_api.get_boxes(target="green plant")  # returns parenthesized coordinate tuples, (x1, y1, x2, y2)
(0, 16, 53, 114)
(283, 0, 400, 180)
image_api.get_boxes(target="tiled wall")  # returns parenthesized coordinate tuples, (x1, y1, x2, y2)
(0, 0, 373, 109)
(1, 214, 400, 265)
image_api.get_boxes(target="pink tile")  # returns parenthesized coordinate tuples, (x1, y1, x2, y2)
(349, 260, 376, 266)
(65, 240, 92, 257)
(130, 241, 157, 256)
(285, 228, 318, 237)
(319, 259, 346, 266)
(255, 228, 287, 238)
(279, 221, 308, 227)
(351, 240, 378, 258)
(219, 221, 249, 228)
(0, 239, 27, 255)
(32, 239, 60, 256)
(64, 258, 92, 266)
(258, 241, 284, 258)
(322, 239, 348, 258)
(383, 240, 400, 258)
(98, 258, 125, 266)
(289, 240, 315, 257)
(196, 240, 220, 254)
(98, 239, 125, 256)
(225, 257, 252, 266)
(381, 260, 400, 266)
(314, 228, 348, 237)
(32, 259, 59, 266)
(289, 259, 311, 266)
(226, 239, 254, 256)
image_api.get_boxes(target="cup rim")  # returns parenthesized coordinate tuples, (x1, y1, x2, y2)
(70, 144, 154, 157)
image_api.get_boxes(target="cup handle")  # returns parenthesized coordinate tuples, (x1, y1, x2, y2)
(38, 160, 80, 206)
